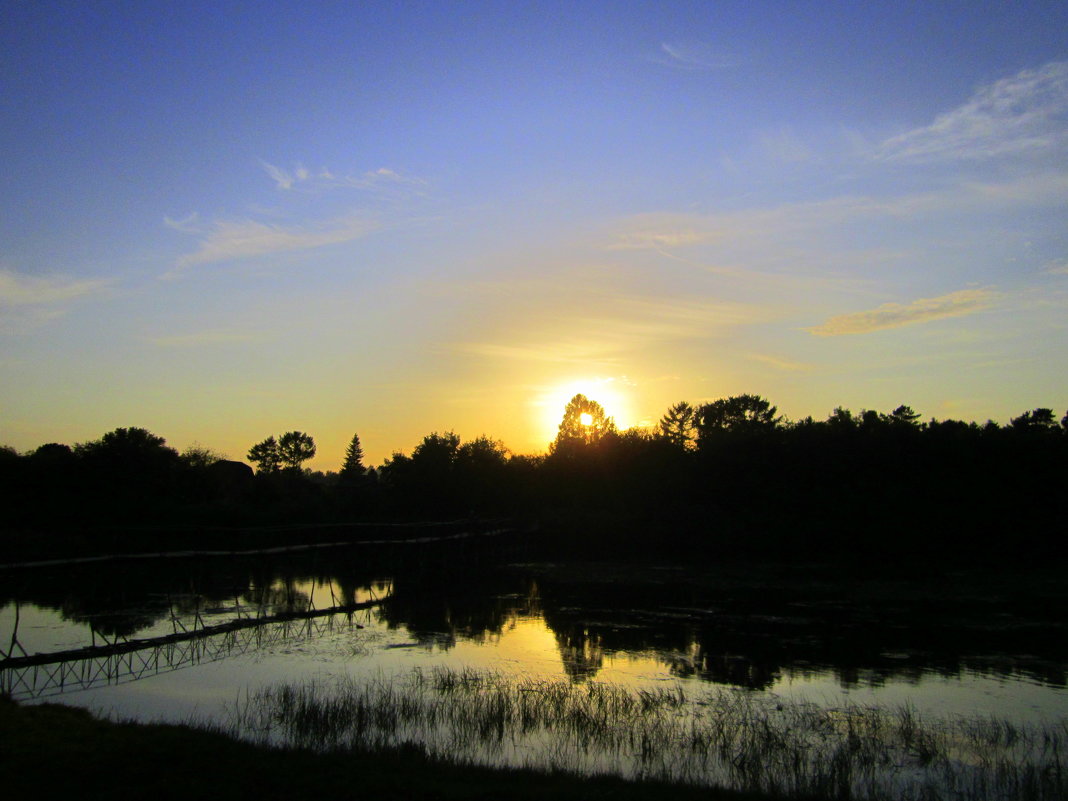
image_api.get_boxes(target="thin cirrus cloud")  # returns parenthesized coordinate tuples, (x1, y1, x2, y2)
(165, 214, 381, 277)
(808, 289, 995, 337)
(260, 161, 425, 193)
(653, 42, 735, 71)
(0, 269, 110, 307)
(605, 171, 1068, 257)
(876, 61, 1068, 162)
(457, 293, 768, 366)
(606, 225, 716, 251)
(261, 160, 310, 190)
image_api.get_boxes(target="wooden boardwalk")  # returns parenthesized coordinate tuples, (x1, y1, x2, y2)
(0, 600, 382, 700)
(0, 598, 383, 671)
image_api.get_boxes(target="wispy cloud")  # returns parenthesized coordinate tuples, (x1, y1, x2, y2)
(809, 289, 995, 336)
(605, 172, 1068, 253)
(876, 61, 1068, 162)
(593, 296, 764, 342)
(260, 160, 425, 192)
(167, 214, 380, 276)
(0, 268, 111, 332)
(1043, 258, 1068, 275)
(260, 160, 303, 190)
(0, 269, 110, 307)
(455, 291, 768, 366)
(163, 212, 200, 233)
(653, 42, 734, 71)
(607, 223, 716, 252)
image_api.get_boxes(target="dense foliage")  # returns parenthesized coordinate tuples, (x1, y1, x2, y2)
(2, 396, 1066, 561)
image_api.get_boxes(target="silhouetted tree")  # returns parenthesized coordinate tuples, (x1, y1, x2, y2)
(859, 409, 884, 431)
(388, 431, 461, 513)
(658, 401, 697, 449)
(826, 406, 856, 430)
(456, 436, 510, 511)
(340, 433, 365, 479)
(1010, 408, 1060, 432)
(30, 443, 75, 464)
(247, 436, 282, 474)
(70, 428, 181, 521)
(695, 394, 779, 445)
(75, 427, 177, 464)
(247, 431, 316, 473)
(278, 431, 316, 469)
(457, 436, 509, 471)
(889, 405, 921, 426)
(551, 394, 616, 453)
(180, 443, 224, 469)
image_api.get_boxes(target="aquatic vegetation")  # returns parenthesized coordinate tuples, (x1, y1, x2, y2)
(228, 666, 1066, 800)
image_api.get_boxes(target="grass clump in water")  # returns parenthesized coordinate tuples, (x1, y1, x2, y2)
(229, 666, 1067, 800)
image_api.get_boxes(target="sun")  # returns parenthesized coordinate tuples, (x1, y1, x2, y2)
(579, 412, 594, 426)
(534, 377, 634, 446)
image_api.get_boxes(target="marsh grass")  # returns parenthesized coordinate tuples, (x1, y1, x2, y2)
(228, 666, 1066, 800)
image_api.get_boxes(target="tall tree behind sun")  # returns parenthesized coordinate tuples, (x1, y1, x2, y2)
(551, 394, 616, 453)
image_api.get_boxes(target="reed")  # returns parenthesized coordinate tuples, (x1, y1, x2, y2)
(227, 666, 1066, 800)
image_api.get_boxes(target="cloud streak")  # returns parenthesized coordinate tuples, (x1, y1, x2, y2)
(0, 268, 111, 332)
(456, 291, 769, 367)
(260, 161, 425, 193)
(0, 269, 110, 307)
(809, 289, 994, 336)
(167, 214, 380, 276)
(876, 61, 1068, 162)
(654, 42, 734, 71)
(605, 172, 1068, 255)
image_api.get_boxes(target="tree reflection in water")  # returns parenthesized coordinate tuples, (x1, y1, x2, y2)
(2, 547, 1066, 693)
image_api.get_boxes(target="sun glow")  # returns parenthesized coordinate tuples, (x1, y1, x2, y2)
(579, 412, 594, 426)
(533, 377, 634, 447)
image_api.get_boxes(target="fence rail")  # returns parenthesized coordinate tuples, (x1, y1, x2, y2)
(0, 600, 381, 700)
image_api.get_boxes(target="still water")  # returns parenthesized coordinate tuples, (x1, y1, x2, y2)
(2, 537, 1067, 731)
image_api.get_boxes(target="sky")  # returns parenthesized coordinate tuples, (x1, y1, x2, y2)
(2, 1, 1067, 469)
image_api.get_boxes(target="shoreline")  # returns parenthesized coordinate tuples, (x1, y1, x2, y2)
(0, 696, 773, 801)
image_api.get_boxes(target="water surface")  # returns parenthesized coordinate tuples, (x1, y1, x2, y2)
(2, 541, 1066, 729)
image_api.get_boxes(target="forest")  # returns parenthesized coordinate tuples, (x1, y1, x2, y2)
(2, 394, 1066, 564)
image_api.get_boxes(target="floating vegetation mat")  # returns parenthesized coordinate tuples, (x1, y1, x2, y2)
(228, 666, 1066, 800)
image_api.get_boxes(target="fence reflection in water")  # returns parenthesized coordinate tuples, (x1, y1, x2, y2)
(1, 608, 372, 700)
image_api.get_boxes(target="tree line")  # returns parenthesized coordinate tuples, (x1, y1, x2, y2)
(2, 394, 1066, 562)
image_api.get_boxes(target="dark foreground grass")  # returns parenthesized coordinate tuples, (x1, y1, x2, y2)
(0, 696, 784, 801)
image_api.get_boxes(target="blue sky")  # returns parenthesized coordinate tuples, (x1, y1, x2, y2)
(2, 1, 1067, 467)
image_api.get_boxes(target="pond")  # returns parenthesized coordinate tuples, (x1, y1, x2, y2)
(3, 533, 1067, 794)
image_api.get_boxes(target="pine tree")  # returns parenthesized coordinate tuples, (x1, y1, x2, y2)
(340, 432, 365, 479)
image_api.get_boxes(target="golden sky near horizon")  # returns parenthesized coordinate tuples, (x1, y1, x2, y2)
(2, 4, 1066, 468)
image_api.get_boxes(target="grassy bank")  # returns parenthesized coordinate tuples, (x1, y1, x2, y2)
(0, 695, 777, 801)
